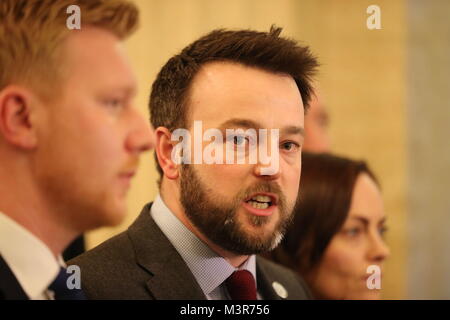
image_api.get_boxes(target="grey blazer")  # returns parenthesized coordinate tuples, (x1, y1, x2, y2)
(69, 203, 312, 300)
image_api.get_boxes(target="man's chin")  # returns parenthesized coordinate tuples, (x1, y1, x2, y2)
(238, 206, 280, 230)
(105, 204, 127, 226)
(85, 203, 127, 230)
(228, 218, 284, 253)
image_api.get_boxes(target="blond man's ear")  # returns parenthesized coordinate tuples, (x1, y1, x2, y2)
(0, 85, 39, 150)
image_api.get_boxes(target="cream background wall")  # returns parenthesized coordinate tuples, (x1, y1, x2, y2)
(86, 0, 448, 299)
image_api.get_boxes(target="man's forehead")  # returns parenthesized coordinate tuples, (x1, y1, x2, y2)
(64, 28, 121, 59)
(188, 62, 304, 125)
(190, 61, 298, 93)
(62, 28, 136, 91)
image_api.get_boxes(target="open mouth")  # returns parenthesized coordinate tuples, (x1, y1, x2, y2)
(243, 193, 278, 213)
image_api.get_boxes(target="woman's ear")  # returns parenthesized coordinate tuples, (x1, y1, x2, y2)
(0, 86, 38, 149)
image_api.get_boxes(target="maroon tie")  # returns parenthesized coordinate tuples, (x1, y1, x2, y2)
(225, 270, 257, 300)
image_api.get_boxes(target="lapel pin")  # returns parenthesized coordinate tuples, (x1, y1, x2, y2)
(272, 281, 288, 299)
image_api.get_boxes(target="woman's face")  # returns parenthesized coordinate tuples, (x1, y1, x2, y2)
(308, 173, 390, 299)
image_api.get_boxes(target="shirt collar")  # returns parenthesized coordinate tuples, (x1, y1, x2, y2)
(0, 212, 63, 299)
(150, 195, 257, 296)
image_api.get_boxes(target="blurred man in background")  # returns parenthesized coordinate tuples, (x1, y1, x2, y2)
(303, 86, 331, 152)
(0, 0, 153, 300)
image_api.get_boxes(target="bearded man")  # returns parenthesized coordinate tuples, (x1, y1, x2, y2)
(69, 26, 319, 300)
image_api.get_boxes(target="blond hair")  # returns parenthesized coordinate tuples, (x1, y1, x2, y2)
(0, 0, 139, 98)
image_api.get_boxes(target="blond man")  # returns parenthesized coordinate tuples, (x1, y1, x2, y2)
(0, 0, 153, 300)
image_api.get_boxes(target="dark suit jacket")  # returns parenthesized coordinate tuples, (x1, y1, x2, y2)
(0, 255, 28, 300)
(69, 203, 312, 300)
(63, 234, 85, 262)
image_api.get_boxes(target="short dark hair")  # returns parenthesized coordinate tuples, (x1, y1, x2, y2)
(149, 26, 319, 181)
(265, 152, 379, 274)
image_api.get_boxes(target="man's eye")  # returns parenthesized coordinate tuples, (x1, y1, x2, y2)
(104, 98, 123, 109)
(379, 226, 388, 238)
(232, 135, 248, 145)
(280, 141, 299, 151)
(318, 116, 329, 129)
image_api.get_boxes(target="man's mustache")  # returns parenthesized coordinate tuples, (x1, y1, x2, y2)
(120, 158, 140, 173)
(239, 182, 285, 206)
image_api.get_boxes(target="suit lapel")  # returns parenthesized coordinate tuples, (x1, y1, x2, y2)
(127, 203, 206, 300)
(0, 255, 28, 300)
(255, 256, 282, 300)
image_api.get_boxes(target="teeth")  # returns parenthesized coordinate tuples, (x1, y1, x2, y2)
(251, 195, 271, 202)
(248, 200, 269, 209)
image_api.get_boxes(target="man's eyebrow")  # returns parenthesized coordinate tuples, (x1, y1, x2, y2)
(218, 118, 262, 130)
(105, 84, 137, 97)
(122, 85, 137, 97)
(378, 217, 387, 225)
(218, 119, 304, 137)
(281, 125, 304, 137)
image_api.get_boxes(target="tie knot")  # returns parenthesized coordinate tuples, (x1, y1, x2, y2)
(48, 267, 86, 300)
(225, 270, 257, 300)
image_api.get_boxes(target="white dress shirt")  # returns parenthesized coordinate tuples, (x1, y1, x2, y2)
(151, 195, 261, 300)
(0, 211, 63, 300)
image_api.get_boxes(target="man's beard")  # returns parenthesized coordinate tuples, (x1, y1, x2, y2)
(179, 165, 296, 255)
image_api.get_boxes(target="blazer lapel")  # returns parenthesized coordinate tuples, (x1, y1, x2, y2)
(127, 203, 206, 300)
(255, 257, 282, 300)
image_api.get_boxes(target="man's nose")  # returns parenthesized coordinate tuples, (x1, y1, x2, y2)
(253, 161, 281, 180)
(125, 111, 154, 154)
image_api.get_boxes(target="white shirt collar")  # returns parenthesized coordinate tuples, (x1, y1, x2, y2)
(0, 212, 63, 299)
(150, 195, 257, 298)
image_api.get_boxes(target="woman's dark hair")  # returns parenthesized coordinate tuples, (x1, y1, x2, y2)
(266, 152, 379, 275)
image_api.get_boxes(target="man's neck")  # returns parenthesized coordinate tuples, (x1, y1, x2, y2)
(0, 169, 76, 258)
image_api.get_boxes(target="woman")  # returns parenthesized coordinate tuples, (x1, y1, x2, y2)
(267, 152, 390, 299)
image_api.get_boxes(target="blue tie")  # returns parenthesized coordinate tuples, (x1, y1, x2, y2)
(48, 267, 86, 300)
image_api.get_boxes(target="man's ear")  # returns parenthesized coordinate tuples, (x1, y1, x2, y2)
(0, 85, 38, 149)
(155, 127, 180, 180)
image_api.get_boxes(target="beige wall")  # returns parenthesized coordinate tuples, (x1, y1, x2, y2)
(406, 0, 450, 299)
(292, 0, 408, 299)
(86, 0, 410, 299)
